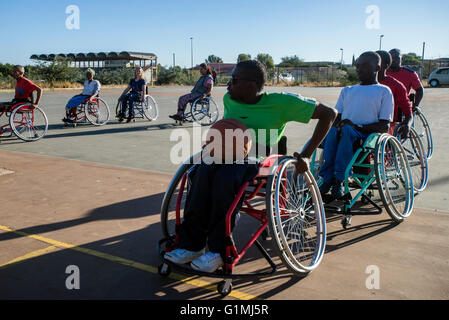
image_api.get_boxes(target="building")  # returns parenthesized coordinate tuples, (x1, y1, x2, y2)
(30, 51, 158, 85)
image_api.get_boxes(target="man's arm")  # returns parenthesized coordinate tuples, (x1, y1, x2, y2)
(32, 87, 42, 107)
(294, 103, 337, 172)
(413, 86, 424, 108)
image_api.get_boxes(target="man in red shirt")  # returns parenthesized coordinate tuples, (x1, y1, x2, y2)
(377, 50, 412, 137)
(387, 49, 424, 109)
(0, 65, 42, 111)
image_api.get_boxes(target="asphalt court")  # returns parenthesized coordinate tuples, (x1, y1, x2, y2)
(0, 86, 448, 300)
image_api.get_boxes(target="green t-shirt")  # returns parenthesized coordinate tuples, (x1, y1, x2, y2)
(223, 92, 316, 146)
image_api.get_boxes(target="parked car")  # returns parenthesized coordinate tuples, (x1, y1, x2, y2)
(427, 67, 449, 87)
(279, 73, 294, 83)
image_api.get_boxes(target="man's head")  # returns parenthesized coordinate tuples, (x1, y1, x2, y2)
(389, 48, 402, 69)
(376, 50, 392, 71)
(11, 65, 25, 79)
(355, 51, 381, 84)
(86, 68, 95, 80)
(227, 60, 266, 103)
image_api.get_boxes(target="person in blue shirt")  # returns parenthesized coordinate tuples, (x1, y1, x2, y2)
(117, 67, 147, 123)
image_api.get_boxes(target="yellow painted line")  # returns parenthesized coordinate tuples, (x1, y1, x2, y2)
(0, 245, 58, 269)
(0, 224, 259, 300)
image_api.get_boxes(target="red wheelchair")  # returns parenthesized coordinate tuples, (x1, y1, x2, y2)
(158, 149, 326, 296)
(0, 101, 48, 142)
(63, 94, 110, 127)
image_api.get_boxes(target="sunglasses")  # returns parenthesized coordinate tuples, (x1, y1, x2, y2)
(230, 75, 256, 85)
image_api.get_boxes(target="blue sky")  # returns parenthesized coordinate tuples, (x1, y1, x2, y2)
(1, 0, 448, 67)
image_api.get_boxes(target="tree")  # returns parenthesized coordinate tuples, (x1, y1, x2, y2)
(402, 52, 421, 66)
(237, 53, 251, 63)
(277, 55, 304, 67)
(352, 55, 356, 66)
(256, 53, 274, 70)
(206, 55, 223, 63)
(37, 57, 81, 87)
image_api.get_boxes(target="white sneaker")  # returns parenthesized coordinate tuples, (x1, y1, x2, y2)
(164, 248, 205, 264)
(190, 252, 224, 273)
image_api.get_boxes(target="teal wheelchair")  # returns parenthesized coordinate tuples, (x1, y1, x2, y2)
(311, 132, 414, 229)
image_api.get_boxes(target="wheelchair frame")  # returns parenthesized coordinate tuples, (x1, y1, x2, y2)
(115, 90, 158, 122)
(0, 102, 48, 142)
(176, 96, 219, 126)
(64, 94, 110, 127)
(312, 132, 414, 229)
(158, 152, 326, 296)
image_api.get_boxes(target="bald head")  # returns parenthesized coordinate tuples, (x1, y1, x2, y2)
(355, 51, 381, 84)
(376, 50, 392, 68)
(358, 51, 381, 67)
(11, 65, 25, 79)
(389, 49, 402, 70)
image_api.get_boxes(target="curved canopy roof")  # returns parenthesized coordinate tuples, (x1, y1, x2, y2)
(30, 51, 157, 61)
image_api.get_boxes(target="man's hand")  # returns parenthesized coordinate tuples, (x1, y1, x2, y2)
(397, 123, 410, 139)
(293, 152, 310, 174)
(31, 104, 38, 109)
(336, 119, 356, 129)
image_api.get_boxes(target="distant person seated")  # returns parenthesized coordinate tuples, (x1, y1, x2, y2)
(117, 67, 146, 123)
(319, 51, 394, 199)
(376, 50, 413, 138)
(387, 48, 424, 110)
(169, 63, 213, 121)
(63, 68, 101, 123)
(0, 65, 42, 112)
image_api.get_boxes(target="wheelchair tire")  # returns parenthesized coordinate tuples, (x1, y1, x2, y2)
(375, 134, 414, 223)
(9, 104, 48, 142)
(142, 95, 159, 121)
(413, 109, 433, 160)
(266, 156, 326, 276)
(191, 98, 219, 126)
(398, 127, 428, 193)
(160, 162, 194, 239)
(85, 98, 110, 126)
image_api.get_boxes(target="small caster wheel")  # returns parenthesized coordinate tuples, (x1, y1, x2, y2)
(158, 263, 171, 277)
(217, 280, 232, 297)
(341, 216, 351, 229)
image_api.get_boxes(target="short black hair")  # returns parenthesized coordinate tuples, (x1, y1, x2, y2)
(236, 60, 267, 92)
(376, 50, 392, 68)
(358, 51, 381, 67)
(389, 48, 401, 57)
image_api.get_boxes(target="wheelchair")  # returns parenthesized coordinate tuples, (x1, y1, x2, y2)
(392, 123, 428, 193)
(0, 101, 48, 142)
(409, 94, 433, 160)
(64, 94, 110, 127)
(175, 95, 219, 126)
(158, 142, 326, 296)
(115, 88, 158, 122)
(312, 132, 414, 229)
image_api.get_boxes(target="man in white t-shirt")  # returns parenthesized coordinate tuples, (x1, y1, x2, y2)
(319, 51, 394, 199)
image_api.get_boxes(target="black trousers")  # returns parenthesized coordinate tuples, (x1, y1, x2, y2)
(177, 163, 259, 257)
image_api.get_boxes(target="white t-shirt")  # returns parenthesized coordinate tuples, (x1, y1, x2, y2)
(335, 84, 394, 126)
(82, 80, 101, 96)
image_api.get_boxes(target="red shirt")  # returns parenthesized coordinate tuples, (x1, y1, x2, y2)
(15, 76, 39, 101)
(386, 67, 422, 95)
(380, 76, 412, 122)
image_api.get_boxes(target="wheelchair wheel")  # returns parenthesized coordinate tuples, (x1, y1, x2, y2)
(399, 127, 428, 193)
(9, 105, 48, 142)
(413, 109, 433, 160)
(85, 98, 110, 126)
(375, 134, 414, 223)
(266, 157, 326, 276)
(160, 162, 194, 239)
(191, 98, 219, 126)
(310, 148, 324, 182)
(142, 95, 158, 121)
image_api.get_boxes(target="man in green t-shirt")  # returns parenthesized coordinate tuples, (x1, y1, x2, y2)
(165, 60, 337, 273)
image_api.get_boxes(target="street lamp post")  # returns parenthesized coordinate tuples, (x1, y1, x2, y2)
(190, 37, 194, 80)
(340, 48, 344, 70)
(379, 34, 384, 50)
